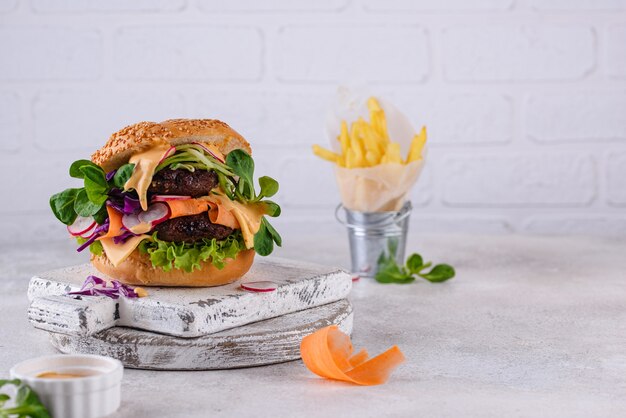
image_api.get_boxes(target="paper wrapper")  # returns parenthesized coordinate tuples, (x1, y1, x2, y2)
(325, 88, 426, 212)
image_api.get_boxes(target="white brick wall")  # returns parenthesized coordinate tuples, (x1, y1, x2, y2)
(31, 0, 186, 13)
(443, 154, 597, 206)
(527, 93, 626, 143)
(0, 27, 102, 80)
(33, 89, 186, 151)
(0, 92, 19, 151)
(442, 25, 596, 81)
(276, 25, 429, 82)
(608, 25, 626, 78)
(0, 0, 625, 243)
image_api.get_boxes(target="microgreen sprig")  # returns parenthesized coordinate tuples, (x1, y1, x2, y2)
(0, 379, 50, 418)
(376, 250, 455, 284)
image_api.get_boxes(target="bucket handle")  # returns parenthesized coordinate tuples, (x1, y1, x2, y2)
(335, 201, 412, 229)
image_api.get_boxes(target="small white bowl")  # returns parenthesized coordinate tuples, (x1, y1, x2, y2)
(10, 354, 123, 418)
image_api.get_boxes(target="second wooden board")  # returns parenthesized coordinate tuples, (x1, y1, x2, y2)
(48, 299, 353, 370)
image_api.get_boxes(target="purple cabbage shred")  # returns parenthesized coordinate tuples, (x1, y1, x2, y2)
(76, 233, 99, 252)
(113, 230, 137, 244)
(67, 275, 142, 299)
(123, 196, 141, 214)
(105, 169, 117, 182)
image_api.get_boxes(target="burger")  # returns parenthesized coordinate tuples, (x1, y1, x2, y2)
(49, 119, 281, 287)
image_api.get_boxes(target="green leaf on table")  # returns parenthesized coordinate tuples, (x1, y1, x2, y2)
(377, 267, 413, 284)
(375, 250, 413, 284)
(375, 250, 456, 285)
(419, 264, 456, 283)
(406, 253, 424, 274)
(0, 379, 50, 418)
(0, 379, 20, 389)
(387, 238, 399, 258)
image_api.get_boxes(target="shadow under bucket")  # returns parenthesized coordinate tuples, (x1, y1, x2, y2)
(336, 201, 412, 278)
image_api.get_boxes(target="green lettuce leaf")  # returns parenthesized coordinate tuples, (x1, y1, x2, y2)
(139, 232, 245, 273)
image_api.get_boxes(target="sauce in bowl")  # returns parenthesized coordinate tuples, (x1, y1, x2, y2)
(36, 369, 101, 379)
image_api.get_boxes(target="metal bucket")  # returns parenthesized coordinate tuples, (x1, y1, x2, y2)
(335, 201, 412, 278)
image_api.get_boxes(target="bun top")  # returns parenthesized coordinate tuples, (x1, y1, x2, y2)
(92, 119, 252, 172)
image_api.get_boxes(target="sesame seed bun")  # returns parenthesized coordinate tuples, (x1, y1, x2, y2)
(92, 119, 252, 172)
(91, 249, 256, 287)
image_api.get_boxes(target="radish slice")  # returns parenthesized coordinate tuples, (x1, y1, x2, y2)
(158, 146, 176, 164)
(67, 216, 96, 236)
(240, 281, 278, 293)
(138, 203, 170, 225)
(192, 142, 225, 163)
(152, 195, 191, 202)
(121, 213, 151, 234)
(79, 225, 98, 239)
(352, 276, 360, 282)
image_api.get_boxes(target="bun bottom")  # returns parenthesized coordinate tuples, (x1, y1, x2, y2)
(91, 249, 255, 287)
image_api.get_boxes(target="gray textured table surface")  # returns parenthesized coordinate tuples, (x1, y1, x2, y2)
(1, 233, 625, 417)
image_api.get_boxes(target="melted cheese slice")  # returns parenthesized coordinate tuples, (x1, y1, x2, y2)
(124, 144, 172, 211)
(201, 193, 266, 249)
(100, 235, 149, 267)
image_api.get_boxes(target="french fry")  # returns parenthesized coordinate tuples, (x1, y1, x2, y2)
(367, 97, 382, 113)
(376, 111, 389, 141)
(339, 121, 349, 156)
(406, 126, 427, 163)
(353, 139, 366, 168)
(365, 150, 380, 166)
(369, 112, 380, 137)
(383, 142, 403, 164)
(345, 148, 356, 169)
(312, 145, 341, 164)
(367, 98, 389, 142)
(362, 127, 379, 155)
(350, 121, 361, 150)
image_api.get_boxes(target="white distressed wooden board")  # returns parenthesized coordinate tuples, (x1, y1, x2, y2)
(28, 258, 352, 338)
(48, 299, 353, 370)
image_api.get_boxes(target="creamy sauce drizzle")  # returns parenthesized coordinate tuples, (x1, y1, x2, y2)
(124, 144, 172, 211)
(201, 192, 266, 249)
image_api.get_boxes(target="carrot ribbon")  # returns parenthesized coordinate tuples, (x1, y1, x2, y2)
(96, 206, 123, 240)
(300, 325, 405, 386)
